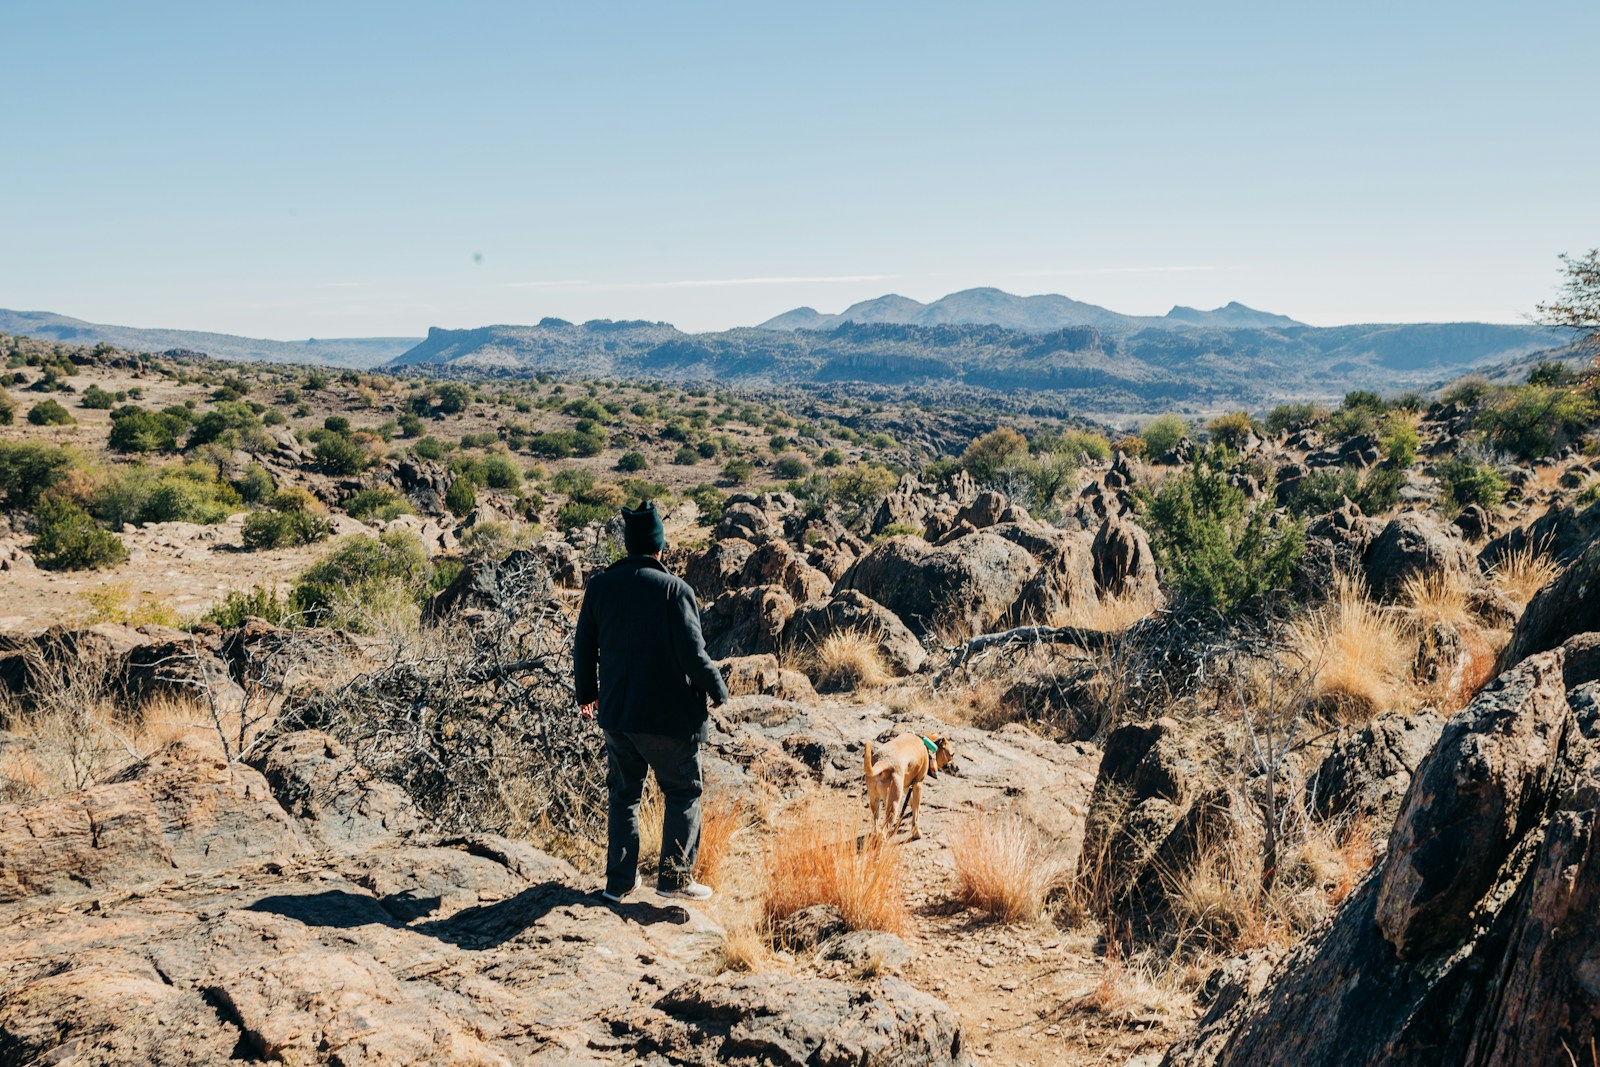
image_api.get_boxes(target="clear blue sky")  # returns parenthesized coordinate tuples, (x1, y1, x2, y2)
(3, 1, 1595, 338)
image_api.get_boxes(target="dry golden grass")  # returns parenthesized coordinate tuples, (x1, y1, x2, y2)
(1291, 574, 1410, 723)
(1400, 570, 1474, 632)
(695, 790, 751, 887)
(1049, 588, 1161, 632)
(762, 803, 908, 936)
(1492, 543, 1562, 610)
(948, 810, 1066, 923)
(810, 630, 890, 692)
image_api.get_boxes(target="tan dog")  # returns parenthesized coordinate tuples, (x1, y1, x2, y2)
(864, 732, 956, 840)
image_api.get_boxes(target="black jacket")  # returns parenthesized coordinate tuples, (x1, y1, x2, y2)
(574, 555, 730, 740)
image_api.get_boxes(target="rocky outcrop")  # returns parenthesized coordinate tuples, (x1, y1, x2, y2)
(1293, 502, 1374, 601)
(742, 540, 834, 605)
(685, 537, 757, 599)
(247, 731, 422, 852)
(1091, 514, 1159, 600)
(0, 728, 970, 1067)
(702, 584, 797, 659)
(1501, 531, 1600, 670)
(845, 532, 1038, 636)
(719, 654, 818, 702)
(1480, 498, 1600, 568)
(1363, 512, 1478, 600)
(1161, 637, 1600, 1067)
(1306, 710, 1445, 829)
(782, 590, 928, 676)
(422, 547, 556, 623)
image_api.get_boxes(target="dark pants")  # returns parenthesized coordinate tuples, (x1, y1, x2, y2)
(604, 730, 704, 895)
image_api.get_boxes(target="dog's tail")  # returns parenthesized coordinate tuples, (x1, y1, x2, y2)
(863, 740, 873, 780)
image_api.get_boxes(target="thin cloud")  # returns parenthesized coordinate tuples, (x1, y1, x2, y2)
(315, 281, 376, 289)
(503, 274, 897, 292)
(1006, 266, 1228, 277)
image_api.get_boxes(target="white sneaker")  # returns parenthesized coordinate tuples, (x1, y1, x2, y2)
(602, 873, 642, 903)
(658, 880, 714, 901)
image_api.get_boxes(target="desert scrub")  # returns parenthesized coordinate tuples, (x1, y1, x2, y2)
(344, 486, 414, 520)
(1139, 413, 1189, 457)
(1476, 383, 1599, 460)
(26, 398, 75, 426)
(948, 811, 1066, 923)
(242, 506, 332, 550)
(30, 497, 128, 571)
(763, 803, 908, 937)
(291, 531, 433, 631)
(1436, 453, 1507, 513)
(809, 630, 889, 691)
(0, 441, 79, 507)
(1138, 447, 1303, 613)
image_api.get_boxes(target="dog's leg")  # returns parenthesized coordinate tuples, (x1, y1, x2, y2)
(908, 781, 923, 841)
(886, 779, 905, 837)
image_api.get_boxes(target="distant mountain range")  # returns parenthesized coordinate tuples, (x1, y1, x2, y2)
(1, 296, 1571, 413)
(757, 288, 1306, 332)
(0, 309, 417, 369)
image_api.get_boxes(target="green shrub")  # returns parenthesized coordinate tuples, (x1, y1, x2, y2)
(445, 478, 477, 517)
(1264, 402, 1317, 434)
(433, 382, 473, 415)
(618, 477, 669, 504)
(1379, 418, 1421, 468)
(344, 486, 414, 520)
(140, 475, 235, 524)
(412, 436, 448, 460)
(1056, 428, 1112, 462)
(481, 452, 522, 490)
(1476, 385, 1599, 461)
(820, 448, 844, 468)
(1282, 465, 1403, 518)
(617, 451, 649, 472)
(556, 501, 612, 531)
(27, 399, 75, 426)
(0, 388, 13, 425)
(697, 439, 719, 458)
(30, 497, 127, 571)
(202, 585, 297, 628)
(562, 397, 606, 421)
(291, 531, 434, 631)
(960, 428, 1028, 482)
(1526, 361, 1571, 387)
(1138, 448, 1303, 613)
(720, 458, 755, 485)
(1341, 390, 1387, 415)
(0, 442, 77, 507)
(1139, 414, 1188, 458)
(315, 434, 369, 475)
(1008, 452, 1080, 516)
(398, 413, 424, 437)
(1437, 454, 1508, 513)
(1440, 376, 1493, 408)
(323, 415, 352, 435)
(678, 486, 720, 527)
(775, 456, 809, 479)
(231, 464, 276, 504)
(186, 401, 263, 450)
(1207, 411, 1258, 449)
(1325, 405, 1377, 441)
(1577, 480, 1600, 508)
(242, 507, 332, 549)
(875, 522, 925, 540)
(673, 446, 699, 466)
(108, 406, 184, 453)
(79, 384, 117, 409)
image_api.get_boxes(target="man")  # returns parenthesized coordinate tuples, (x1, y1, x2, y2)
(574, 501, 730, 903)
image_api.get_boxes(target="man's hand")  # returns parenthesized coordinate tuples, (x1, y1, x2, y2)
(578, 701, 598, 720)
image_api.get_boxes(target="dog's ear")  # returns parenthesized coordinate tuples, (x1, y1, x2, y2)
(933, 737, 956, 771)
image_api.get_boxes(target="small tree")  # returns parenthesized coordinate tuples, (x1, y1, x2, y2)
(31, 497, 128, 571)
(960, 428, 1028, 482)
(27, 399, 75, 426)
(1535, 248, 1600, 356)
(1140, 413, 1188, 458)
(445, 477, 478, 517)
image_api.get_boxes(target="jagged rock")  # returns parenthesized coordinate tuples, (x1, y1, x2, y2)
(1096, 718, 1196, 804)
(1453, 502, 1494, 542)
(685, 537, 757, 600)
(1501, 531, 1600, 670)
(954, 489, 1009, 530)
(1363, 511, 1478, 600)
(714, 500, 780, 543)
(1012, 531, 1098, 625)
(1163, 641, 1600, 1067)
(0, 739, 305, 910)
(1306, 710, 1445, 828)
(392, 457, 452, 515)
(782, 591, 927, 676)
(0, 623, 149, 703)
(1091, 515, 1158, 600)
(121, 630, 243, 709)
(719, 654, 817, 701)
(742, 540, 834, 605)
(844, 532, 1038, 636)
(623, 972, 965, 1067)
(820, 930, 914, 972)
(870, 473, 935, 536)
(1293, 502, 1375, 601)
(702, 584, 797, 659)
(1481, 498, 1600, 567)
(247, 731, 422, 851)
(218, 619, 376, 690)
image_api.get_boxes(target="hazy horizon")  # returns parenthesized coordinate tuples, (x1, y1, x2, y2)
(4, 1, 1596, 339)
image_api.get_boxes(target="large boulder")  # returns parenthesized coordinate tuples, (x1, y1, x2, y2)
(1500, 531, 1600, 670)
(1363, 511, 1478, 600)
(741, 540, 834, 605)
(1012, 531, 1098, 625)
(1293, 502, 1375, 601)
(1306, 709, 1445, 829)
(0, 738, 305, 911)
(1480, 497, 1600, 568)
(247, 730, 422, 852)
(702, 584, 797, 659)
(843, 532, 1038, 636)
(782, 590, 927, 676)
(1091, 515, 1159, 600)
(1161, 638, 1600, 1067)
(120, 629, 244, 710)
(684, 537, 757, 600)
(719, 654, 817, 702)
(870, 473, 935, 536)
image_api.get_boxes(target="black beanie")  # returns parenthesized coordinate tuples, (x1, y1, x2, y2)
(621, 502, 667, 555)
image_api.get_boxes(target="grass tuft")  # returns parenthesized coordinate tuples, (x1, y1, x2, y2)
(948, 810, 1066, 923)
